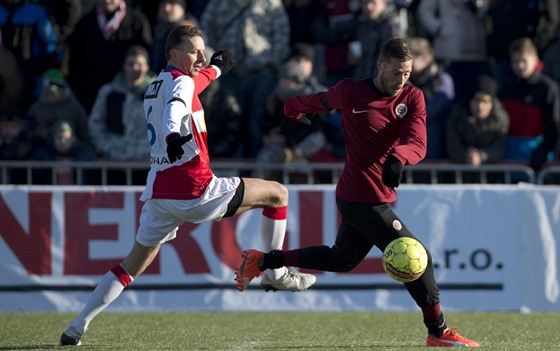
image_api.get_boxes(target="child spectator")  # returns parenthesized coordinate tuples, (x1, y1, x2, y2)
(27, 69, 89, 148)
(31, 120, 96, 184)
(499, 37, 560, 170)
(447, 75, 510, 167)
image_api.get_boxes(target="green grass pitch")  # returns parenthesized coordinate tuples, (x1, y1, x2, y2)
(0, 311, 558, 350)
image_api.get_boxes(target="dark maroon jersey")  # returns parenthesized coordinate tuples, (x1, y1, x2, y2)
(285, 78, 427, 203)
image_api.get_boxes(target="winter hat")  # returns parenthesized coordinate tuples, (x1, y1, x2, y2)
(51, 119, 75, 135)
(472, 75, 497, 102)
(42, 68, 66, 92)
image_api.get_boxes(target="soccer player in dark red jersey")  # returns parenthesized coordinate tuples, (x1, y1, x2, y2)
(235, 38, 480, 348)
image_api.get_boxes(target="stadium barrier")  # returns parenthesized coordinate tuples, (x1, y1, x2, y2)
(1, 184, 559, 312)
(1, 160, 558, 185)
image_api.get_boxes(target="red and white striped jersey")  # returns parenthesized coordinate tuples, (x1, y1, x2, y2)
(141, 66, 219, 200)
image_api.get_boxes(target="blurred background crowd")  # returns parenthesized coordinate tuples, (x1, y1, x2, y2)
(0, 0, 559, 185)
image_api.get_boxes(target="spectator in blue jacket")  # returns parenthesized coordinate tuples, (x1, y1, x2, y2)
(0, 0, 61, 107)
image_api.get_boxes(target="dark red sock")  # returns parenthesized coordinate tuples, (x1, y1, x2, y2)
(283, 249, 299, 267)
(422, 303, 446, 337)
(260, 249, 299, 270)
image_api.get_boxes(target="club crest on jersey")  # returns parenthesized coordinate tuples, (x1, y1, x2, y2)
(395, 103, 408, 119)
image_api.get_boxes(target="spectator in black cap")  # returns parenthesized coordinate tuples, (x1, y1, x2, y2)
(447, 75, 510, 168)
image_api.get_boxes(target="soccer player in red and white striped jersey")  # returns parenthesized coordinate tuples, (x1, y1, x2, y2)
(60, 25, 315, 346)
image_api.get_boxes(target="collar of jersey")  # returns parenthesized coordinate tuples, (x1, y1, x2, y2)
(165, 65, 186, 75)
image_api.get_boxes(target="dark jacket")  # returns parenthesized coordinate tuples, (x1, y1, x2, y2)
(67, 6, 152, 113)
(447, 99, 510, 163)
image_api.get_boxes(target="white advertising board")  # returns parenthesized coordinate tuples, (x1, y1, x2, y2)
(1, 184, 559, 312)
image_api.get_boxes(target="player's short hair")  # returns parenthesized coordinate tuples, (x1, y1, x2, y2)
(379, 37, 413, 62)
(508, 37, 538, 57)
(165, 25, 204, 61)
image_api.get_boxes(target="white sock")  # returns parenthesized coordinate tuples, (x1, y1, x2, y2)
(261, 208, 288, 280)
(67, 266, 133, 336)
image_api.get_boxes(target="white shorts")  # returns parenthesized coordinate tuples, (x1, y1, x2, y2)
(136, 176, 241, 246)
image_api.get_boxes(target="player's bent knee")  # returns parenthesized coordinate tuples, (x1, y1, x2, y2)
(268, 181, 289, 206)
(330, 250, 361, 272)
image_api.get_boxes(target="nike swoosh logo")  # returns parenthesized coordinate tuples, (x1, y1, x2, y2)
(352, 108, 367, 114)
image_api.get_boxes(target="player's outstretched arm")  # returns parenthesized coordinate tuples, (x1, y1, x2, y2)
(284, 92, 332, 125)
(193, 50, 234, 94)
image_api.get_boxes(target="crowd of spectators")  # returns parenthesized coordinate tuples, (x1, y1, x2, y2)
(0, 0, 559, 185)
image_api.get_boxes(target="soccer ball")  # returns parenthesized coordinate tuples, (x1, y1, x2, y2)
(382, 237, 428, 283)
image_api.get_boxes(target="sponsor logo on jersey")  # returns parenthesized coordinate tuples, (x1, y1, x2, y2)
(352, 108, 367, 114)
(150, 156, 171, 165)
(145, 80, 163, 99)
(395, 103, 408, 119)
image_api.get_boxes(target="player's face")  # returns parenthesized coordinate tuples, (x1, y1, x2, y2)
(170, 36, 206, 77)
(377, 57, 412, 96)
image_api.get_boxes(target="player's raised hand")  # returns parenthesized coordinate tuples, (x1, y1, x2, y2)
(209, 50, 233, 75)
(166, 133, 193, 163)
(382, 156, 403, 189)
(284, 98, 312, 125)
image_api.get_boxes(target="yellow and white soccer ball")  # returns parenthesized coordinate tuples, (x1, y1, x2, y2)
(382, 237, 428, 283)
